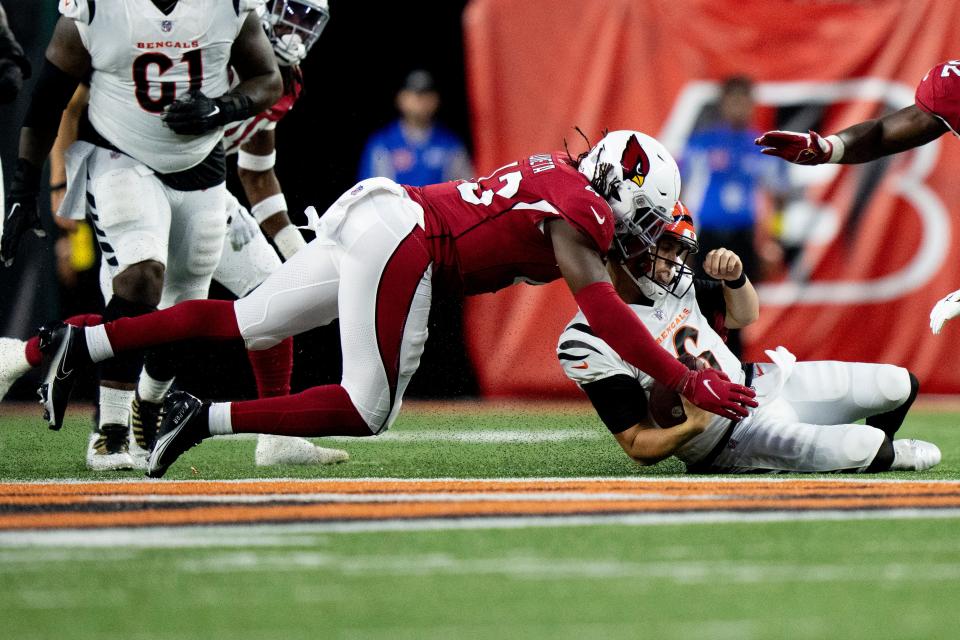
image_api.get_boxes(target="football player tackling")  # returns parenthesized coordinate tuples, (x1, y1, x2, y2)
(36, 130, 758, 477)
(754, 59, 960, 336)
(559, 202, 939, 473)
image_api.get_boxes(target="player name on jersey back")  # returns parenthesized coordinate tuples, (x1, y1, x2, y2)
(405, 152, 615, 295)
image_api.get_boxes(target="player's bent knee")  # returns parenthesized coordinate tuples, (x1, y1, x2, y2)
(113, 260, 165, 305)
(840, 426, 887, 469)
(875, 365, 912, 404)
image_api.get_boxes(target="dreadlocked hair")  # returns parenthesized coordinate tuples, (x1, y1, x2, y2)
(563, 127, 617, 199)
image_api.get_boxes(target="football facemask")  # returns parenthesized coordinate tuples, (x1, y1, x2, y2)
(261, 0, 330, 66)
(619, 201, 698, 301)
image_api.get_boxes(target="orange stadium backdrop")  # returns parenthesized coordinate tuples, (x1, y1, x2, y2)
(461, 0, 960, 395)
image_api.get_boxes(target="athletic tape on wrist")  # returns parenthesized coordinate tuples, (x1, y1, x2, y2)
(724, 272, 748, 289)
(237, 149, 276, 172)
(826, 135, 844, 163)
(273, 224, 306, 260)
(250, 193, 287, 223)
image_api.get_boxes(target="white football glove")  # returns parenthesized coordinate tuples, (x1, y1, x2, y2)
(227, 202, 259, 252)
(930, 288, 960, 335)
(274, 33, 307, 66)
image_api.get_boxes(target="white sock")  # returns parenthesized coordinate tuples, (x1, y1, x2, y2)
(99, 386, 134, 428)
(208, 402, 234, 435)
(137, 370, 173, 404)
(84, 326, 115, 363)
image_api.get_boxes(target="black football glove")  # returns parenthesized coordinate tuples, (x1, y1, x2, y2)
(162, 89, 255, 136)
(1, 159, 46, 267)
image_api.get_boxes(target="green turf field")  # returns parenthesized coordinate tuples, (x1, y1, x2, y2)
(2, 402, 959, 640)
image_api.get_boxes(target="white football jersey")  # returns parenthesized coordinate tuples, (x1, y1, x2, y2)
(60, 0, 265, 174)
(558, 282, 743, 462)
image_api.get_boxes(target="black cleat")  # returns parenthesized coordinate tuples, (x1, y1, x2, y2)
(37, 324, 91, 431)
(131, 391, 162, 453)
(146, 391, 210, 479)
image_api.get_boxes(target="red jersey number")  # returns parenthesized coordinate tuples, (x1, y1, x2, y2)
(456, 162, 522, 206)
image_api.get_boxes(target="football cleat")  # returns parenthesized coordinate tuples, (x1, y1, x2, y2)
(0, 337, 31, 401)
(131, 391, 162, 452)
(37, 324, 91, 430)
(891, 439, 942, 472)
(86, 424, 135, 471)
(254, 434, 349, 466)
(146, 391, 210, 479)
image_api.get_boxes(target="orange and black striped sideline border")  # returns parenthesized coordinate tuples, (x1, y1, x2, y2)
(3, 478, 960, 531)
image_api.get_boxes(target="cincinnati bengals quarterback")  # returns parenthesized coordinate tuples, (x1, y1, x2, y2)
(558, 202, 939, 473)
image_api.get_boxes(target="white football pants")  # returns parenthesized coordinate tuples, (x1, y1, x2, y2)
(87, 147, 227, 308)
(689, 360, 912, 473)
(233, 178, 433, 433)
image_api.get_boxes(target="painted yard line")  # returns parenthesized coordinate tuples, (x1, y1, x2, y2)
(3, 488, 960, 505)
(174, 553, 960, 582)
(4, 494, 960, 530)
(5, 476, 960, 487)
(1, 508, 960, 546)
(3, 478, 960, 497)
(325, 429, 603, 443)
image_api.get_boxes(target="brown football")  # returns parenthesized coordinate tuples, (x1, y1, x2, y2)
(647, 354, 706, 428)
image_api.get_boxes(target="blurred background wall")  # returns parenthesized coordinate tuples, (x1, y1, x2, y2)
(463, 0, 960, 395)
(4, 0, 960, 405)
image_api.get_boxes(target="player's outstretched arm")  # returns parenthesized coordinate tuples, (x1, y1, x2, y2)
(702, 248, 759, 329)
(614, 398, 713, 466)
(237, 129, 305, 259)
(549, 220, 757, 420)
(2, 18, 88, 266)
(755, 105, 947, 166)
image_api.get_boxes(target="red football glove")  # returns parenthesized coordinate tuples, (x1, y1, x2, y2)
(755, 129, 833, 165)
(678, 368, 758, 421)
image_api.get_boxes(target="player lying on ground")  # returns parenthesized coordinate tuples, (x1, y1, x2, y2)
(35, 130, 758, 477)
(558, 202, 939, 473)
(754, 59, 960, 336)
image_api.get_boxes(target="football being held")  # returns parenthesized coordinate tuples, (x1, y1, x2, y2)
(558, 202, 940, 474)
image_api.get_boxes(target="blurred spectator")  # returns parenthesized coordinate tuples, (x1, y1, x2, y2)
(680, 75, 787, 355)
(358, 69, 472, 185)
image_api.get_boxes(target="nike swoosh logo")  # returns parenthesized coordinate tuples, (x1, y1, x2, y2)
(590, 206, 606, 225)
(55, 332, 73, 381)
(572, 362, 589, 370)
(6, 202, 18, 221)
(205, 106, 220, 118)
(702, 379, 722, 401)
